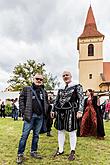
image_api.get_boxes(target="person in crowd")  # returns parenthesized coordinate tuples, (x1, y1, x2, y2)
(77, 116, 82, 137)
(97, 96, 105, 139)
(51, 71, 84, 161)
(99, 100, 106, 120)
(14, 98, 19, 120)
(80, 89, 105, 139)
(105, 99, 110, 121)
(0, 101, 5, 118)
(12, 98, 19, 120)
(46, 96, 53, 136)
(11, 99, 14, 118)
(16, 73, 49, 164)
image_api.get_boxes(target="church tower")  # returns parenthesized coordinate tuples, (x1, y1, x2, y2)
(77, 6, 104, 92)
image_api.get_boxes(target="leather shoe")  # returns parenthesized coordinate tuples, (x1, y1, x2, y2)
(30, 152, 43, 159)
(53, 148, 64, 157)
(68, 150, 75, 161)
(16, 155, 23, 164)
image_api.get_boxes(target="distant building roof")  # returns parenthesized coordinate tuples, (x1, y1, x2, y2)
(4, 85, 13, 92)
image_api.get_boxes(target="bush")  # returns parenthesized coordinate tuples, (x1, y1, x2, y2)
(5, 104, 12, 116)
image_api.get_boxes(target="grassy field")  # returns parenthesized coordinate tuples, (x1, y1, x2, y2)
(0, 118, 110, 165)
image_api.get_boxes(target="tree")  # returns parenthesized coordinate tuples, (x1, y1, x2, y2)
(8, 59, 60, 91)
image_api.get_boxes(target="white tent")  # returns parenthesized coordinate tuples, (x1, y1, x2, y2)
(0, 91, 20, 102)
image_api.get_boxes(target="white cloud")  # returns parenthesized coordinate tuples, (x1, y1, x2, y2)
(0, 0, 110, 91)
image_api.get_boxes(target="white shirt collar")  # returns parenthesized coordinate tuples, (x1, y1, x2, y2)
(64, 82, 77, 88)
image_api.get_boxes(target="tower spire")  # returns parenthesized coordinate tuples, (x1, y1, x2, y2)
(85, 5, 96, 28)
(78, 5, 104, 39)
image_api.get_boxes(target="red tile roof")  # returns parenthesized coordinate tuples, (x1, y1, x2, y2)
(79, 6, 104, 39)
(103, 62, 110, 81)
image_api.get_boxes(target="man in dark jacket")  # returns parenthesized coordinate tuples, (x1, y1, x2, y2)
(16, 74, 48, 164)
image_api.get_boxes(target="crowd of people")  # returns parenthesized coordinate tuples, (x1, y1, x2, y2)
(0, 98, 20, 120)
(0, 71, 110, 164)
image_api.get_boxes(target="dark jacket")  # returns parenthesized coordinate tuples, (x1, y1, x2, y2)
(53, 84, 84, 131)
(19, 85, 48, 122)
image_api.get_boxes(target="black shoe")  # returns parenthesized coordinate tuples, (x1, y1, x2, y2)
(68, 150, 75, 161)
(96, 136, 104, 140)
(53, 148, 64, 157)
(30, 152, 42, 159)
(16, 155, 23, 164)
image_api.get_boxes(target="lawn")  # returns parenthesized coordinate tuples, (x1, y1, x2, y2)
(0, 118, 110, 165)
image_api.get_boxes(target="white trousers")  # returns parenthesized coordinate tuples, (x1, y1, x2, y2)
(58, 130, 77, 153)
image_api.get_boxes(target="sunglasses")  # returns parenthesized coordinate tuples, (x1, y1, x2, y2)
(63, 74, 69, 77)
(35, 78, 43, 81)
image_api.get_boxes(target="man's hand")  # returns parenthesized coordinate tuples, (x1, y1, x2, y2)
(50, 111, 55, 118)
(77, 111, 82, 119)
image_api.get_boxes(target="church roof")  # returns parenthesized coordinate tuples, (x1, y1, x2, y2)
(103, 62, 110, 81)
(78, 6, 104, 39)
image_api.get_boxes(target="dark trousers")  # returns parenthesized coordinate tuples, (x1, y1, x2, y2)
(1, 110, 5, 118)
(13, 110, 19, 120)
(77, 118, 82, 137)
(46, 117, 53, 132)
(46, 105, 53, 133)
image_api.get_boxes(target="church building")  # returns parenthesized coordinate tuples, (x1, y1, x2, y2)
(77, 5, 110, 93)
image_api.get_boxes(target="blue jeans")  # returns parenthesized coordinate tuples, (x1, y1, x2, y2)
(14, 110, 19, 120)
(18, 114, 43, 155)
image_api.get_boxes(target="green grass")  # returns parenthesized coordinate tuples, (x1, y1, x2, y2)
(0, 118, 110, 165)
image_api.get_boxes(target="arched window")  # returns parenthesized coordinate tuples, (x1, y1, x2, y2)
(89, 74, 92, 79)
(88, 44, 94, 56)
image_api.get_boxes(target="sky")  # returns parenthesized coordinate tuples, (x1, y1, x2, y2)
(0, 0, 110, 91)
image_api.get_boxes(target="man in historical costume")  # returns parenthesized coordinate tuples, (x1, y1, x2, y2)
(51, 71, 84, 161)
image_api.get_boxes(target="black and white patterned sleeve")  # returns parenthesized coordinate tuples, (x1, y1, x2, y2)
(76, 84, 84, 113)
(52, 89, 60, 112)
